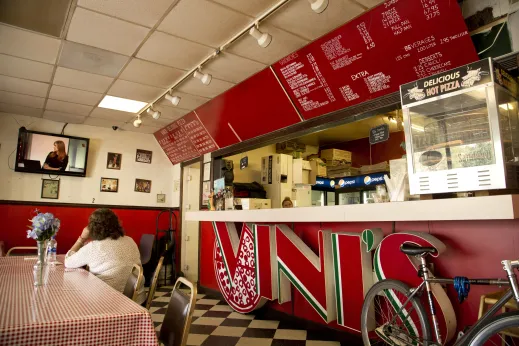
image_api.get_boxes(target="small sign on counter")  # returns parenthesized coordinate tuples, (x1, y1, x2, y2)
(369, 124, 389, 144)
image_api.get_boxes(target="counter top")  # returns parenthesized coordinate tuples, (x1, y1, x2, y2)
(186, 195, 519, 222)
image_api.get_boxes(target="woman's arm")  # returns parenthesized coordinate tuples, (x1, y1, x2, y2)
(64, 227, 91, 268)
(42, 163, 60, 170)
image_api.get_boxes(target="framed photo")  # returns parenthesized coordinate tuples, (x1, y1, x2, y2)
(41, 179, 59, 199)
(136, 149, 152, 164)
(157, 193, 166, 203)
(100, 177, 119, 192)
(106, 152, 122, 170)
(135, 179, 151, 193)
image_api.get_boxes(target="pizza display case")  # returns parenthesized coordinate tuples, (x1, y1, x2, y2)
(401, 58, 519, 195)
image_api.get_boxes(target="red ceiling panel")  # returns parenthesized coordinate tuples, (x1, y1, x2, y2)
(196, 68, 302, 146)
(271, 0, 478, 120)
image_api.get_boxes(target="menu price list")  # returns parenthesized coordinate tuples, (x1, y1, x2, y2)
(154, 112, 217, 165)
(272, 0, 478, 120)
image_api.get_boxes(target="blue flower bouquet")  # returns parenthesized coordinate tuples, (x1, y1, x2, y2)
(27, 212, 60, 241)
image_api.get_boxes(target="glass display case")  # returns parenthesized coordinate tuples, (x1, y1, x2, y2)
(401, 58, 519, 194)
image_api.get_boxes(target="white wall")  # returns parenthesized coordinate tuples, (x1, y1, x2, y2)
(0, 113, 181, 208)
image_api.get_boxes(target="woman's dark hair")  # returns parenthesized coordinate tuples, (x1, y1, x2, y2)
(88, 208, 124, 240)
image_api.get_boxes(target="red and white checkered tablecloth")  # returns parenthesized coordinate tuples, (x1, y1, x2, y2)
(0, 256, 158, 346)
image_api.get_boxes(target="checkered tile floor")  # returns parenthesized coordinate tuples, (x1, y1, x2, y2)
(150, 286, 362, 346)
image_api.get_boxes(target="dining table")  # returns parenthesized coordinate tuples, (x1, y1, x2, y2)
(0, 255, 158, 345)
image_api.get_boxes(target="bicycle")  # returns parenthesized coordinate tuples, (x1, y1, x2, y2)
(360, 243, 519, 346)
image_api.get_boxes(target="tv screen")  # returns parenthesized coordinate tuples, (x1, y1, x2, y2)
(15, 128, 90, 177)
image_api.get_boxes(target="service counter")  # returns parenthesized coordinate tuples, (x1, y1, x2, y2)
(188, 195, 519, 341)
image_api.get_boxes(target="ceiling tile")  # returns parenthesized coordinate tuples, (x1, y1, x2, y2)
(145, 115, 175, 127)
(108, 80, 164, 102)
(119, 59, 184, 88)
(49, 85, 103, 106)
(83, 116, 126, 128)
(153, 104, 188, 120)
(78, 0, 176, 28)
(0, 24, 61, 64)
(267, 0, 365, 41)
(58, 41, 129, 78)
(202, 52, 266, 83)
(159, 0, 252, 48)
(43, 110, 86, 124)
(227, 23, 309, 65)
(0, 75, 49, 97)
(0, 54, 54, 83)
(0, 90, 45, 108)
(46, 99, 93, 116)
(53, 67, 114, 93)
(66, 7, 150, 56)
(176, 78, 235, 99)
(122, 123, 161, 134)
(157, 91, 210, 110)
(90, 107, 135, 121)
(0, 102, 43, 118)
(137, 31, 213, 70)
(212, 0, 280, 16)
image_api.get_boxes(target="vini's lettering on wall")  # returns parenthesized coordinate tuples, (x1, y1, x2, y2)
(212, 222, 457, 342)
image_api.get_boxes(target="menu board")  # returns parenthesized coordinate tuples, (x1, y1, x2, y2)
(272, 0, 478, 120)
(154, 112, 217, 165)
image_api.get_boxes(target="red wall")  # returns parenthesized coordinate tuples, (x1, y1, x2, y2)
(0, 203, 181, 272)
(199, 218, 519, 335)
(322, 131, 406, 167)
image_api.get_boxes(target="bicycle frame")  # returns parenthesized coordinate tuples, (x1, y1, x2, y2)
(384, 256, 519, 346)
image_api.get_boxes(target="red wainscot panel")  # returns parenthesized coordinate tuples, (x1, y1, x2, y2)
(272, 0, 478, 120)
(0, 203, 181, 273)
(395, 220, 519, 334)
(196, 68, 302, 147)
(199, 221, 219, 291)
(154, 112, 218, 165)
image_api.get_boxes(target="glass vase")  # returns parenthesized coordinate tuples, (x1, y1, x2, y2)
(33, 240, 47, 286)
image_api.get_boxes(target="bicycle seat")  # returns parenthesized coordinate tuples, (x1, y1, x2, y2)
(400, 243, 437, 256)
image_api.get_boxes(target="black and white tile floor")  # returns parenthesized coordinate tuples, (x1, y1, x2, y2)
(150, 286, 362, 346)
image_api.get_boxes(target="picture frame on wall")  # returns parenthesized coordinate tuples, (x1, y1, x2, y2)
(136, 149, 152, 164)
(135, 179, 152, 193)
(157, 193, 166, 203)
(41, 179, 60, 199)
(106, 152, 122, 170)
(100, 177, 119, 192)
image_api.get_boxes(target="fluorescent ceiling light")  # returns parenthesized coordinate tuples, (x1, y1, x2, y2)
(499, 103, 514, 110)
(99, 95, 147, 113)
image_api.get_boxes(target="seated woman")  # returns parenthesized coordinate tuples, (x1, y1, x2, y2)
(43, 140, 69, 171)
(65, 208, 146, 304)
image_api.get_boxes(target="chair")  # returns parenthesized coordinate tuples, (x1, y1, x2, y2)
(6, 247, 38, 256)
(145, 255, 165, 310)
(158, 277, 197, 346)
(139, 234, 155, 265)
(123, 264, 144, 302)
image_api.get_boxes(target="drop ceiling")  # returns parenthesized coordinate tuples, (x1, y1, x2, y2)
(0, 0, 383, 134)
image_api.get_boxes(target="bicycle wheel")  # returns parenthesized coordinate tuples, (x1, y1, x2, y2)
(467, 311, 519, 346)
(361, 279, 431, 346)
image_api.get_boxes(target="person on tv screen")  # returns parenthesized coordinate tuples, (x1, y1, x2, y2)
(43, 140, 69, 171)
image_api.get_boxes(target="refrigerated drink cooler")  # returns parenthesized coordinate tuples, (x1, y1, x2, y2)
(311, 173, 387, 205)
(401, 58, 519, 195)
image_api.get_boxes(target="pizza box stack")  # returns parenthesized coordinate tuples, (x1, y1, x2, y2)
(319, 149, 355, 178)
(360, 161, 390, 174)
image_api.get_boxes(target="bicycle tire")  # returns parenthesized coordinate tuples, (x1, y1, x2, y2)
(466, 311, 519, 346)
(361, 279, 432, 346)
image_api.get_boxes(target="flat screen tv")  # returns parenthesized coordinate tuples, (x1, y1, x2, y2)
(15, 127, 90, 177)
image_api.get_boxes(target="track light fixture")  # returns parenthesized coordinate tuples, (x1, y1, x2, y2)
(133, 115, 142, 128)
(193, 69, 212, 85)
(147, 107, 161, 120)
(308, 0, 328, 13)
(165, 93, 181, 106)
(249, 26, 272, 48)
